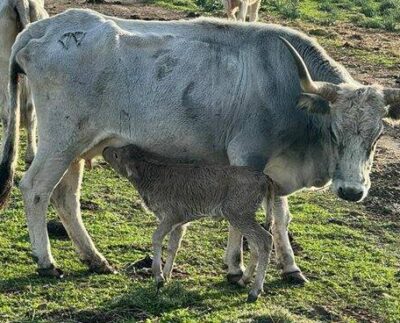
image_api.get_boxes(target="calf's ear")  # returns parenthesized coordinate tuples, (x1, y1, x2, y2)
(298, 93, 331, 114)
(386, 104, 400, 120)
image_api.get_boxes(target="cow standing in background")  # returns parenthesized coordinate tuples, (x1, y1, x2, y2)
(0, 0, 48, 165)
(1, 10, 400, 283)
(222, 0, 262, 22)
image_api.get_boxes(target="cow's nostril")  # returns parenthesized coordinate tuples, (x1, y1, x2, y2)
(337, 187, 345, 199)
(337, 187, 364, 202)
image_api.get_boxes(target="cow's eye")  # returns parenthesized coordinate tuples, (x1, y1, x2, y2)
(330, 127, 338, 144)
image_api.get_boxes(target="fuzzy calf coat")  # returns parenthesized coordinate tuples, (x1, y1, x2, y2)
(103, 144, 275, 302)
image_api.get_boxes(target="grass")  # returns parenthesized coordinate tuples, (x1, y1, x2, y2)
(0, 136, 399, 322)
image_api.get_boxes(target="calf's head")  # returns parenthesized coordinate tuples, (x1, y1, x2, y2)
(102, 145, 142, 181)
(281, 37, 400, 202)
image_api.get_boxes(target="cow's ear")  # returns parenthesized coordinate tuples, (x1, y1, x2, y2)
(298, 93, 331, 114)
(386, 104, 400, 120)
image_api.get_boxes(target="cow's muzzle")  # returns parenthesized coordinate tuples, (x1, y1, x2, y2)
(337, 186, 364, 202)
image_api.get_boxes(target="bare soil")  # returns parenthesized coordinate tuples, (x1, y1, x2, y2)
(45, 0, 188, 20)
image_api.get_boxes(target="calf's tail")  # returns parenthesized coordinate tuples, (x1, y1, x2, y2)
(264, 175, 276, 226)
(0, 59, 22, 208)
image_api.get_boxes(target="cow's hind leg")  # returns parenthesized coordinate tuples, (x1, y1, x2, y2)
(272, 196, 307, 284)
(224, 225, 244, 283)
(163, 223, 188, 280)
(19, 149, 75, 277)
(50, 159, 115, 274)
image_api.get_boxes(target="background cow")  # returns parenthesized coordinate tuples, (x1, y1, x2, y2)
(0, 0, 47, 165)
(0, 10, 399, 283)
(222, 0, 261, 22)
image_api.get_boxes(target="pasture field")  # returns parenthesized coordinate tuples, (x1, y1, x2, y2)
(1, 0, 400, 322)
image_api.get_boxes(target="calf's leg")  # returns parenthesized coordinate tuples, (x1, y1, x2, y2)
(163, 223, 188, 280)
(225, 146, 268, 282)
(50, 159, 115, 274)
(230, 216, 273, 302)
(152, 216, 178, 288)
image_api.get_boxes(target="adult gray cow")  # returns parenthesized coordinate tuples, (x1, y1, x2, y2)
(0, 9, 399, 280)
(0, 0, 48, 164)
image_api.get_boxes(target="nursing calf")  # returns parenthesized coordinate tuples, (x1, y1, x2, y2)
(103, 145, 274, 302)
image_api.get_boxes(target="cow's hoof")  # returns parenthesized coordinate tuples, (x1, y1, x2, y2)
(89, 261, 118, 275)
(156, 279, 165, 290)
(226, 270, 243, 284)
(247, 289, 261, 303)
(37, 265, 64, 278)
(282, 270, 308, 285)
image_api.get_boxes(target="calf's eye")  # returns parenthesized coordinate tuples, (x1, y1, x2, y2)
(113, 152, 119, 159)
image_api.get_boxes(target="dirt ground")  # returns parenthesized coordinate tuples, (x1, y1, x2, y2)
(44, 0, 400, 223)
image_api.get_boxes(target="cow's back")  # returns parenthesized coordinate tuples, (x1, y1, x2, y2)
(12, 9, 353, 163)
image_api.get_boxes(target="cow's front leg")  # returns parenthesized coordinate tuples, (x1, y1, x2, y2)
(50, 159, 115, 274)
(224, 225, 244, 283)
(272, 196, 307, 284)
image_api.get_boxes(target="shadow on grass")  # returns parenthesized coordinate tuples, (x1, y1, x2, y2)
(0, 269, 96, 294)
(42, 282, 207, 322)
(1, 265, 308, 322)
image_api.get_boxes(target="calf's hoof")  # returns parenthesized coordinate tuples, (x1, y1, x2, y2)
(226, 270, 243, 284)
(37, 265, 64, 278)
(247, 289, 262, 303)
(282, 270, 308, 285)
(89, 261, 118, 275)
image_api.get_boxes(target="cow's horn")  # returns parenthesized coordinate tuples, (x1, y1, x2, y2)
(383, 88, 400, 105)
(279, 37, 339, 102)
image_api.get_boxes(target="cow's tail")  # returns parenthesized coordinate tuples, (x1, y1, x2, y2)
(0, 58, 22, 209)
